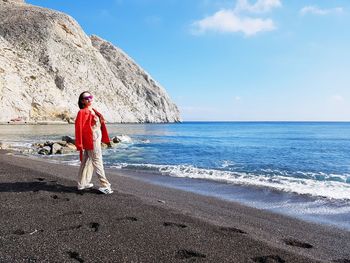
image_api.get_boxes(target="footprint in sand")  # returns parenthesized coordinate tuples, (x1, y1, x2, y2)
(88, 222, 100, 232)
(58, 222, 100, 232)
(67, 251, 84, 263)
(219, 226, 247, 234)
(12, 229, 26, 235)
(57, 225, 82, 232)
(252, 255, 285, 263)
(50, 195, 70, 201)
(175, 249, 206, 259)
(117, 216, 138, 222)
(163, 222, 187, 228)
(283, 238, 313, 249)
(62, 211, 83, 216)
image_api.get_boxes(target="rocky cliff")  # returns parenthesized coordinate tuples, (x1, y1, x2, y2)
(0, 0, 181, 123)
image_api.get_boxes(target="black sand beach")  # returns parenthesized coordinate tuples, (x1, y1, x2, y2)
(1, 150, 349, 262)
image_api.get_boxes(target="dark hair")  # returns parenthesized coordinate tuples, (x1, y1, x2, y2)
(78, 91, 91, 109)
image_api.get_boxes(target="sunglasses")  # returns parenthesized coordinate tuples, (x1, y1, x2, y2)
(83, 95, 93, 101)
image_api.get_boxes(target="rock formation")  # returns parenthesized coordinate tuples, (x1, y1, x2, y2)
(0, 0, 181, 123)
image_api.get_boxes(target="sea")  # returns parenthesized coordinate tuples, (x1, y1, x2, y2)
(1, 122, 350, 230)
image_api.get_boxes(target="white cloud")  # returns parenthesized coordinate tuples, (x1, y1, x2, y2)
(330, 95, 344, 103)
(192, 0, 280, 36)
(192, 9, 275, 36)
(236, 0, 282, 13)
(300, 6, 344, 16)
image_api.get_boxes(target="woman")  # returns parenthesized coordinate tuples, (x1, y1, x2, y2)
(75, 91, 113, 194)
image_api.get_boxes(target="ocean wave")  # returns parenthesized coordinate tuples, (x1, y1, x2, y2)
(260, 169, 350, 183)
(111, 163, 350, 200)
(265, 200, 350, 215)
(221, 160, 235, 168)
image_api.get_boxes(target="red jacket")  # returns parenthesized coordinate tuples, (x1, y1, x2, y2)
(75, 108, 110, 152)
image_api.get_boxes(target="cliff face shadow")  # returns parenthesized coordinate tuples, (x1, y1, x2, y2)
(0, 181, 99, 195)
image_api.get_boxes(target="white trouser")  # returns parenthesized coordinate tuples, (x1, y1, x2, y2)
(77, 129, 111, 188)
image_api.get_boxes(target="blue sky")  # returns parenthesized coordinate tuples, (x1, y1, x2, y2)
(27, 0, 350, 121)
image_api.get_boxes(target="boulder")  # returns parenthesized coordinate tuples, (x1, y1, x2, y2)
(65, 143, 77, 151)
(44, 141, 53, 147)
(38, 146, 51, 155)
(56, 140, 68, 146)
(52, 143, 62, 154)
(59, 146, 76, 154)
(101, 143, 108, 149)
(112, 137, 121, 144)
(112, 135, 132, 143)
(62, 136, 75, 144)
(33, 142, 44, 148)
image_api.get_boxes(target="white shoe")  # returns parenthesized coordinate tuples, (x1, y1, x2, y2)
(78, 183, 94, 190)
(98, 187, 113, 194)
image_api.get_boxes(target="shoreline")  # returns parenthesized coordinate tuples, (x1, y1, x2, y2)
(1, 150, 350, 262)
(108, 168, 350, 231)
(2, 144, 350, 231)
(0, 121, 71, 125)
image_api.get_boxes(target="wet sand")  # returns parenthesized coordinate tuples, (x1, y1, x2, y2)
(0, 150, 349, 262)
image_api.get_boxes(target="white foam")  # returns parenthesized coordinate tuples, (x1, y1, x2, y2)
(262, 169, 350, 183)
(114, 135, 132, 143)
(112, 163, 350, 200)
(221, 160, 235, 168)
(265, 199, 350, 215)
(0, 140, 34, 150)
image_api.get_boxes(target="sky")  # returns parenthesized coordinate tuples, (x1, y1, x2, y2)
(27, 0, 350, 121)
